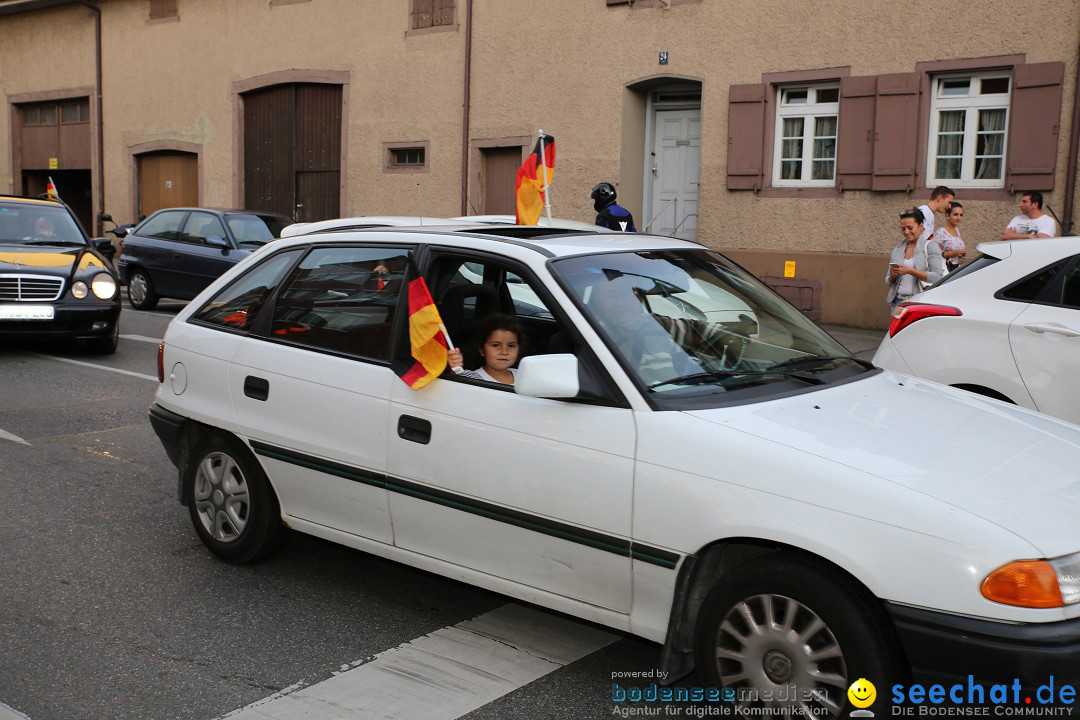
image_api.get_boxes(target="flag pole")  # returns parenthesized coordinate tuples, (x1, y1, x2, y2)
(438, 322, 464, 375)
(538, 129, 553, 223)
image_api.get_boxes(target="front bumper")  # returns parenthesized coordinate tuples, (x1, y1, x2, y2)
(888, 603, 1080, 688)
(0, 301, 120, 340)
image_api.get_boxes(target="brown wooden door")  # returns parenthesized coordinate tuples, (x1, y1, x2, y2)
(244, 83, 341, 221)
(138, 152, 198, 217)
(481, 147, 522, 215)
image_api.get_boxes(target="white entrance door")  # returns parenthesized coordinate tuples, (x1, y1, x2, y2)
(650, 109, 700, 241)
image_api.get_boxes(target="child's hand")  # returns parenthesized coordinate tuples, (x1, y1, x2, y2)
(448, 348, 463, 369)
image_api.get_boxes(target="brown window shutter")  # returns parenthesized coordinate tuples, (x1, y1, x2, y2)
(871, 73, 920, 192)
(149, 0, 163, 18)
(1005, 61, 1065, 192)
(726, 83, 766, 191)
(165, 0, 177, 16)
(434, 0, 454, 26)
(411, 0, 433, 29)
(836, 76, 877, 191)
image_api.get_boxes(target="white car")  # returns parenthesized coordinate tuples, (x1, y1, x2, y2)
(874, 236, 1080, 424)
(279, 216, 473, 238)
(149, 228, 1080, 711)
(450, 214, 602, 233)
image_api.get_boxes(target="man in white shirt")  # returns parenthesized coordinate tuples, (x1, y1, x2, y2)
(917, 185, 955, 244)
(1001, 192, 1057, 239)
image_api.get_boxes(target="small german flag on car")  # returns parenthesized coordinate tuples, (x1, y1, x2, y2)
(393, 259, 452, 390)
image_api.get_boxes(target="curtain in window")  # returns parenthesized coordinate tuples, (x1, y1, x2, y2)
(780, 118, 804, 180)
(935, 111, 964, 179)
(974, 109, 1006, 180)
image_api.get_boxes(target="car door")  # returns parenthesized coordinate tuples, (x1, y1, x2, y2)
(169, 211, 242, 299)
(385, 251, 636, 612)
(229, 244, 410, 544)
(1009, 256, 1080, 424)
(126, 209, 187, 296)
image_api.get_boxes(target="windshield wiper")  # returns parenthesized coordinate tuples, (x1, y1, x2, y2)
(648, 369, 824, 390)
(767, 354, 874, 372)
(23, 240, 85, 247)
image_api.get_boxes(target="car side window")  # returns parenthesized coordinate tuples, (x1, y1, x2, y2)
(192, 249, 303, 331)
(182, 212, 228, 245)
(998, 259, 1068, 303)
(270, 246, 407, 360)
(1054, 259, 1080, 309)
(137, 211, 186, 242)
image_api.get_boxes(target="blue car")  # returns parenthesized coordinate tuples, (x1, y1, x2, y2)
(116, 207, 290, 310)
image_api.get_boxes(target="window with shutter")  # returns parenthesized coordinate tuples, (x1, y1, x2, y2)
(411, 0, 433, 29)
(872, 73, 920, 192)
(434, 0, 455, 26)
(771, 84, 839, 188)
(149, 0, 178, 20)
(1005, 61, 1065, 192)
(726, 84, 766, 191)
(925, 71, 1011, 188)
(836, 76, 877, 190)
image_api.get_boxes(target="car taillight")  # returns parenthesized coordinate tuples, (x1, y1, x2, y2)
(889, 303, 962, 337)
(157, 341, 165, 383)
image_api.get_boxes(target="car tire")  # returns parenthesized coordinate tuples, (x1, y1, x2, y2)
(693, 553, 904, 715)
(86, 321, 119, 355)
(127, 269, 158, 310)
(185, 433, 287, 564)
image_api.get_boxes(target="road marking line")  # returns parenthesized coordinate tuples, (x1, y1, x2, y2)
(119, 334, 162, 344)
(21, 352, 157, 382)
(218, 603, 618, 720)
(0, 428, 30, 446)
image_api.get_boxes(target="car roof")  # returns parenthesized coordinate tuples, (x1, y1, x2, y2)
(450, 214, 602, 232)
(0, 195, 65, 208)
(270, 226, 701, 258)
(976, 235, 1080, 261)
(147, 207, 290, 218)
(280, 216, 473, 238)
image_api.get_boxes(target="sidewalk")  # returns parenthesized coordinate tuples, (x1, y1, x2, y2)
(821, 324, 886, 361)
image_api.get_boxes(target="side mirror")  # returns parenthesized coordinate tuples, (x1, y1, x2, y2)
(205, 235, 228, 248)
(92, 237, 116, 260)
(100, 213, 113, 223)
(111, 226, 129, 238)
(515, 354, 580, 399)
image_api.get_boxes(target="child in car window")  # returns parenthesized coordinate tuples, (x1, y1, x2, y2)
(448, 314, 522, 385)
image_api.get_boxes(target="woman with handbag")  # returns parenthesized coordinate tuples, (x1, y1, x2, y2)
(886, 207, 946, 310)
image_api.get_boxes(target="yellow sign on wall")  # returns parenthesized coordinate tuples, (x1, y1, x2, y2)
(784, 260, 796, 278)
(48, 158, 58, 170)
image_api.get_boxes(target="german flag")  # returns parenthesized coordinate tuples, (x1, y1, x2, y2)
(45, 177, 61, 201)
(515, 134, 555, 225)
(392, 262, 448, 390)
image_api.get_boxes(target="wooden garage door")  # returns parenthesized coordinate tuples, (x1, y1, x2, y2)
(244, 83, 341, 222)
(481, 146, 522, 215)
(139, 152, 198, 217)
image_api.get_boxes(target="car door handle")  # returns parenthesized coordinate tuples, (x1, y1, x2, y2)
(1024, 322, 1080, 338)
(244, 375, 270, 401)
(397, 414, 431, 445)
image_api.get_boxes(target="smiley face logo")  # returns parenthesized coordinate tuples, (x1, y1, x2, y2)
(847, 678, 876, 709)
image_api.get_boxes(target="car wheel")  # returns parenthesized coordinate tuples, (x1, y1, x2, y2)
(185, 433, 286, 564)
(693, 554, 904, 716)
(86, 321, 119, 354)
(127, 269, 158, 310)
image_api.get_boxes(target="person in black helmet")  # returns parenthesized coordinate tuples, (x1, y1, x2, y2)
(591, 182, 637, 232)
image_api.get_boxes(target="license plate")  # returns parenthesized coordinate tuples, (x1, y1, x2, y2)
(0, 305, 55, 320)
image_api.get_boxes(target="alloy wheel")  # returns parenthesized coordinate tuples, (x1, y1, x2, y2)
(193, 452, 250, 543)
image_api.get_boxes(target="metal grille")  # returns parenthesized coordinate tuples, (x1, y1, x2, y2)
(0, 274, 65, 302)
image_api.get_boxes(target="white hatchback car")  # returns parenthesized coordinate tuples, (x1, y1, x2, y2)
(874, 236, 1080, 424)
(149, 229, 1080, 711)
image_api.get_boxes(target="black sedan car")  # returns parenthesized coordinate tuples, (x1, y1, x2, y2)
(0, 195, 121, 353)
(115, 207, 290, 310)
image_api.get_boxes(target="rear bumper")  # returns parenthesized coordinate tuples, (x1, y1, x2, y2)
(888, 602, 1080, 689)
(0, 302, 120, 339)
(148, 403, 186, 472)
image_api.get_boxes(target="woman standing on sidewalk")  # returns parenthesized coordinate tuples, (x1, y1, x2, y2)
(934, 202, 966, 273)
(886, 208, 946, 310)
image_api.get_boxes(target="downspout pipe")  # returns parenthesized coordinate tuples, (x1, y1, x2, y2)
(459, 0, 473, 216)
(77, 0, 104, 237)
(1063, 34, 1080, 234)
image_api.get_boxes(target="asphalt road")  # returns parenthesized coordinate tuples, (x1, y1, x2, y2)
(0, 302, 699, 720)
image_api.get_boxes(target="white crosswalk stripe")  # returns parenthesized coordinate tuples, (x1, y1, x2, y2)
(18, 352, 157, 382)
(218, 604, 618, 720)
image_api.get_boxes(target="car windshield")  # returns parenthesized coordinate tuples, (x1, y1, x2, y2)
(552, 249, 857, 396)
(0, 203, 87, 246)
(226, 214, 289, 245)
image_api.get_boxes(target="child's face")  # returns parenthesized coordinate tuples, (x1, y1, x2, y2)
(480, 329, 519, 371)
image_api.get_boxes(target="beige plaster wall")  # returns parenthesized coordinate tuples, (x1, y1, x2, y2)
(0, 4, 97, 194)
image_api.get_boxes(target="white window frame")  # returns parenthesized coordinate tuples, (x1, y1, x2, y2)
(771, 83, 839, 188)
(926, 71, 1011, 189)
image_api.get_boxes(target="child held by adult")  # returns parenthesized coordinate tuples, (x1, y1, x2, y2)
(447, 314, 522, 385)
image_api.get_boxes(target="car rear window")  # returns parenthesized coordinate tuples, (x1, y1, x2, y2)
(997, 258, 1069, 302)
(933, 254, 999, 287)
(227, 214, 289, 245)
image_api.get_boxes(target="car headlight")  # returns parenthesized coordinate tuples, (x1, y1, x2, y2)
(981, 552, 1080, 608)
(91, 273, 116, 300)
(72, 281, 88, 299)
